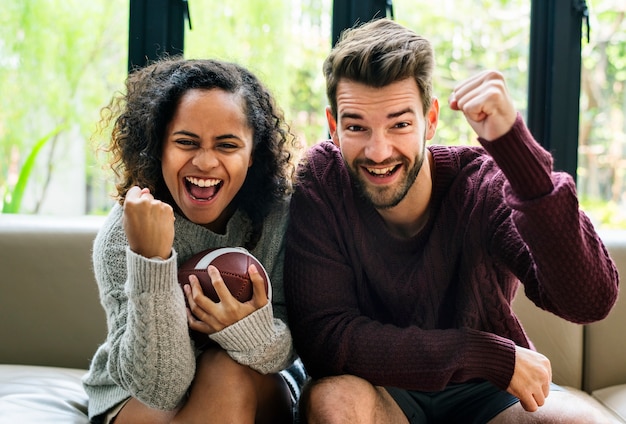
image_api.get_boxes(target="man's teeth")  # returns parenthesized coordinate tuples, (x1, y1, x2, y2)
(367, 166, 395, 175)
(186, 177, 220, 187)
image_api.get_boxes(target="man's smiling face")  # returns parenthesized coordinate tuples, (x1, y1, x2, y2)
(327, 78, 437, 210)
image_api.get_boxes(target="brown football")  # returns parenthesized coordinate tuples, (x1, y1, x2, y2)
(177, 247, 270, 303)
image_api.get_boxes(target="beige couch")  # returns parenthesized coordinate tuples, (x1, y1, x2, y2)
(0, 214, 106, 423)
(0, 214, 624, 422)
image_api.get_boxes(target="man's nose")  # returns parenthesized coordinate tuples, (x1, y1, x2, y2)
(364, 131, 393, 163)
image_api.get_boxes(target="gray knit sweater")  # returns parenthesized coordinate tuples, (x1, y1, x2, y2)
(83, 199, 293, 421)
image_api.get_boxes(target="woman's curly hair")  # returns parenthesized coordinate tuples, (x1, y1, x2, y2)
(98, 57, 298, 232)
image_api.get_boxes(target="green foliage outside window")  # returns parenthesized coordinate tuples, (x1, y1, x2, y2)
(0, 0, 624, 229)
(578, 3, 626, 229)
(0, 0, 127, 215)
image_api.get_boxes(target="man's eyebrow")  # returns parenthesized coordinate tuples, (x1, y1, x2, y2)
(339, 111, 363, 120)
(388, 107, 415, 119)
(339, 108, 415, 121)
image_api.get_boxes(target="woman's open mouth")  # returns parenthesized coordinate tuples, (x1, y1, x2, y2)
(185, 176, 222, 201)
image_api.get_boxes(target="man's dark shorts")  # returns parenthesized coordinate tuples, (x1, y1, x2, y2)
(386, 381, 563, 424)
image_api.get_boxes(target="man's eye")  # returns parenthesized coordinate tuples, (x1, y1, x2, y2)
(347, 125, 364, 132)
(395, 122, 409, 128)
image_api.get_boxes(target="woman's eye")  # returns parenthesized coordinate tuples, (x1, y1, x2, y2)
(175, 139, 197, 146)
(218, 142, 238, 150)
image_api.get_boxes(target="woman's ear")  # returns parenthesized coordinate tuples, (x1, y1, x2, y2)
(325, 106, 339, 146)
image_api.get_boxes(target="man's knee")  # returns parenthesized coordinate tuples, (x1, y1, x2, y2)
(299, 375, 378, 423)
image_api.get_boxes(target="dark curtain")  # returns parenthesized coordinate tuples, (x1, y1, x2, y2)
(332, 0, 394, 46)
(128, 0, 191, 72)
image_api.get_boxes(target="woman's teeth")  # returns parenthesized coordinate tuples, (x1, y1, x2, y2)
(186, 176, 220, 187)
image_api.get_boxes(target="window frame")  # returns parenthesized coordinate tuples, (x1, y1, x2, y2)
(528, 0, 588, 177)
(128, 0, 587, 177)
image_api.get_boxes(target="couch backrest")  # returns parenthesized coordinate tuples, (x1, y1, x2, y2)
(0, 214, 106, 370)
(513, 230, 626, 392)
(584, 232, 626, 392)
(512, 290, 585, 388)
(1, 214, 623, 386)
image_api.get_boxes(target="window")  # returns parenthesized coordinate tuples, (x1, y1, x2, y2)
(183, 0, 332, 147)
(577, 2, 626, 228)
(393, 0, 531, 149)
(1, 0, 624, 229)
(0, 0, 128, 216)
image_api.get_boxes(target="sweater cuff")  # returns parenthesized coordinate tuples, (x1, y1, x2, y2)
(478, 113, 554, 201)
(126, 247, 179, 294)
(209, 302, 275, 352)
(463, 329, 517, 390)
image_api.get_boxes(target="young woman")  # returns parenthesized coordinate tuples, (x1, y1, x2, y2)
(83, 57, 302, 424)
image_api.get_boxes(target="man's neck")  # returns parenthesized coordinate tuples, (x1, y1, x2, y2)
(377, 150, 433, 238)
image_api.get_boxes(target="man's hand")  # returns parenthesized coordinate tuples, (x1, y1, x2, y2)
(123, 186, 175, 259)
(449, 70, 517, 141)
(507, 345, 552, 412)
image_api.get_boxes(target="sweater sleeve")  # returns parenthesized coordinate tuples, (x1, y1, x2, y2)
(480, 114, 619, 323)
(209, 303, 293, 374)
(95, 208, 196, 410)
(207, 199, 294, 374)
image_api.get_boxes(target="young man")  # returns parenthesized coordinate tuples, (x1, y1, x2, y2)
(284, 18, 620, 423)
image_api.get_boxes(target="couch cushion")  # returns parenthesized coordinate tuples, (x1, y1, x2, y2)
(0, 364, 89, 424)
(593, 384, 626, 423)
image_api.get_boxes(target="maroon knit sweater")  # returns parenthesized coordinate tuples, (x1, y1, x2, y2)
(284, 114, 619, 392)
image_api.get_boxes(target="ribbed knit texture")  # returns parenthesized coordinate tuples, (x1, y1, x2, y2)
(83, 199, 293, 421)
(284, 114, 619, 393)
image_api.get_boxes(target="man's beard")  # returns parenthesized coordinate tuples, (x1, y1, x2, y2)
(347, 141, 427, 210)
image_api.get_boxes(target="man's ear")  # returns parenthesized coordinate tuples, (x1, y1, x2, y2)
(325, 106, 339, 146)
(426, 97, 440, 141)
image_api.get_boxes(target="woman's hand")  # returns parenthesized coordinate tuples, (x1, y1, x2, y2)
(123, 186, 175, 259)
(184, 263, 269, 333)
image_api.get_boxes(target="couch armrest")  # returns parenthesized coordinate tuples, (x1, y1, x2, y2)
(0, 215, 106, 370)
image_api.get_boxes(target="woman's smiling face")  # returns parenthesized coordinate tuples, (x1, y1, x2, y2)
(161, 88, 253, 232)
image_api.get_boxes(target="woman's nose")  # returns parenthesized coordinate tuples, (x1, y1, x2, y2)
(192, 149, 219, 170)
